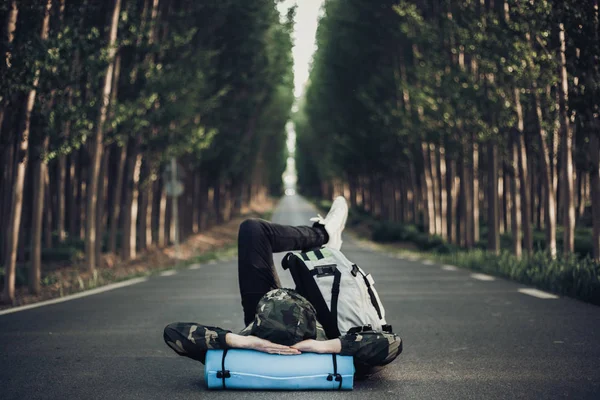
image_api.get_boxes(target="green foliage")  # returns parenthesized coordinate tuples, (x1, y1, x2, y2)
(433, 250, 600, 306)
(363, 214, 600, 304)
(3, 0, 294, 188)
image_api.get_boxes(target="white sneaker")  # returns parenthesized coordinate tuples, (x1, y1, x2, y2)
(310, 196, 348, 250)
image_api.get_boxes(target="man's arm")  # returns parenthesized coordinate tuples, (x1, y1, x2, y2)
(291, 331, 402, 367)
(163, 322, 299, 364)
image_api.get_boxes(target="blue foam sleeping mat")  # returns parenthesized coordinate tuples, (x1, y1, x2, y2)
(205, 349, 354, 390)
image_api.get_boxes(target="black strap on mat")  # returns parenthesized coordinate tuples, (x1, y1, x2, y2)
(327, 354, 343, 390)
(216, 349, 230, 389)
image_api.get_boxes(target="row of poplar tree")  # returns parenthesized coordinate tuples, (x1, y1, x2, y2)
(297, 0, 599, 261)
(0, 0, 295, 303)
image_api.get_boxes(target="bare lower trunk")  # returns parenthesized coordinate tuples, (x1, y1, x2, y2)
(144, 175, 154, 248)
(510, 135, 522, 258)
(157, 181, 167, 247)
(0, 143, 15, 265)
(44, 169, 52, 248)
(590, 133, 600, 262)
(458, 154, 470, 248)
(429, 144, 441, 235)
(422, 143, 435, 235)
(515, 88, 533, 254)
(138, 161, 150, 250)
(192, 174, 199, 234)
(30, 136, 49, 295)
(533, 87, 557, 257)
(557, 22, 575, 254)
(472, 140, 480, 243)
(122, 150, 142, 261)
(67, 152, 78, 236)
(501, 167, 510, 233)
(349, 176, 357, 208)
(95, 148, 110, 264)
(214, 179, 223, 224)
(487, 142, 500, 254)
(577, 172, 587, 220)
(446, 156, 456, 244)
(108, 144, 127, 254)
(56, 154, 66, 242)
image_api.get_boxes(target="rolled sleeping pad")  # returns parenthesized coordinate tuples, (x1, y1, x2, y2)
(205, 349, 354, 390)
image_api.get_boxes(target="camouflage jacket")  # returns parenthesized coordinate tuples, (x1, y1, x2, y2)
(164, 321, 402, 367)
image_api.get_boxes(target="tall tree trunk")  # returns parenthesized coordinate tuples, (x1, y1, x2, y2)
(85, 0, 122, 271)
(557, 22, 575, 254)
(138, 160, 150, 250)
(577, 172, 587, 220)
(30, 133, 49, 295)
(122, 147, 142, 260)
(43, 169, 52, 249)
(515, 88, 533, 254)
(438, 146, 447, 239)
(95, 148, 110, 264)
(533, 86, 557, 258)
(56, 154, 66, 242)
(446, 155, 456, 244)
(2, 0, 51, 303)
(157, 179, 167, 247)
(487, 142, 500, 254)
(510, 134, 522, 258)
(590, 132, 600, 263)
(108, 143, 127, 254)
(198, 172, 208, 231)
(0, 142, 15, 266)
(348, 175, 357, 208)
(79, 155, 87, 239)
(214, 178, 222, 224)
(67, 151, 78, 236)
(192, 174, 199, 234)
(501, 167, 510, 233)
(144, 172, 154, 248)
(422, 143, 435, 235)
(429, 144, 441, 235)
(472, 139, 480, 244)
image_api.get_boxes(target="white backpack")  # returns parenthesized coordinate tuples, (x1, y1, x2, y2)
(282, 247, 389, 338)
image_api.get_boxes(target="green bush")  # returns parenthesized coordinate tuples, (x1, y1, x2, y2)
(436, 250, 600, 305)
(345, 202, 600, 306)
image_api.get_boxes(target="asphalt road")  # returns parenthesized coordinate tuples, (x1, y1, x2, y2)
(1, 195, 599, 399)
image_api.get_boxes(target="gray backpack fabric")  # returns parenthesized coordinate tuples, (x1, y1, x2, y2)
(282, 247, 388, 338)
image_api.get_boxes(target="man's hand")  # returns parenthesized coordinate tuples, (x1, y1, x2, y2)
(225, 333, 300, 355)
(291, 339, 342, 354)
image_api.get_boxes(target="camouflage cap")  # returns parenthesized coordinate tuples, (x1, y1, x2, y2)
(250, 288, 318, 346)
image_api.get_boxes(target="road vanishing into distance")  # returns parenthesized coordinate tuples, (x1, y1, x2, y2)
(1, 195, 599, 399)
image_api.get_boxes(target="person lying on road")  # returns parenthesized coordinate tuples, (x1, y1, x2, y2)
(163, 197, 402, 371)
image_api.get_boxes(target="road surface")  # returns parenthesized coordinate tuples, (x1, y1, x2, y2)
(1, 195, 599, 399)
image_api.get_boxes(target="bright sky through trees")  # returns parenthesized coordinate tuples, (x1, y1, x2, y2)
(278, 0, 324, 190)
(278, 0, 324, 98)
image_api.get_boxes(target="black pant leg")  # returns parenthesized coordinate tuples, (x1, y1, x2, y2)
(237, 218, 326, 325)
